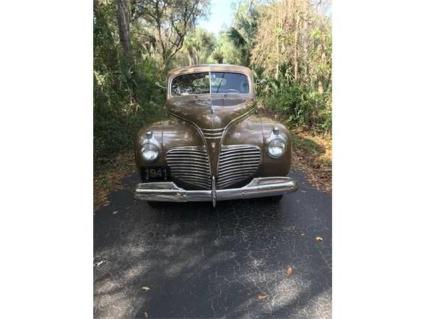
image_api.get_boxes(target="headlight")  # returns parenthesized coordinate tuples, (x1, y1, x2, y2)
(140, 131, 160, 162)
(266, 127, 288, 159)
(267, 139, 285, 158)
(141, 143, 159, 162)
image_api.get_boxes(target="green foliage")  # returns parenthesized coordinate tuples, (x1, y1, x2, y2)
(176, 28, 217, 66)
(227, 0, 259, 66)
(250, 0, 332, 133)
(208, 1, 259, 66)
(94, 0, 332, 168)
(94, 0, 165, 165)
(211, 31, 244, 64)
(257, 67, 331, 133)
(94, 59, 166, 164)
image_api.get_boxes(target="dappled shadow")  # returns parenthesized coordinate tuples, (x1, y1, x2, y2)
(294, 135, 325, 154)
(94, 170, 331, 318)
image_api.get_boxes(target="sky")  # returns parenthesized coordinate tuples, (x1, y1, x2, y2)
(198, 1, 332, 34)
(198, 0, 236, 35)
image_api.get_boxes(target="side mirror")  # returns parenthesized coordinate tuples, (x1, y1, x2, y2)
(155, 81, 166, 90)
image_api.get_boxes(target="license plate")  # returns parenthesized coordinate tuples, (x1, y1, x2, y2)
(141, 167, 170, 182)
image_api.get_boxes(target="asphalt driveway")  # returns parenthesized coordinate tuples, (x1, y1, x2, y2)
(94, 170, 332, 318)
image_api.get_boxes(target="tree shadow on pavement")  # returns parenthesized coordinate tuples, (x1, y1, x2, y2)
(94, 170, 331, 318)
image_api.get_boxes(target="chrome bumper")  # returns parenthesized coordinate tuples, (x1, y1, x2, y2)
(135, 177, 298, 206)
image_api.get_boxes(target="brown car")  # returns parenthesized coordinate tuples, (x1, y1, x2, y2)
(135, 64, 298, 206)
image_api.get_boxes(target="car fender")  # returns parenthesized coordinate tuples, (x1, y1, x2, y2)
(135, 119, 202, 169)
(223, 115, 291, 176)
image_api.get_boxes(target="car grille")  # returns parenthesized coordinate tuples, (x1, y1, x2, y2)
(217, 145, 261, 189)
(166, 145, 261, 190)
(166, 147, 211, 189)
(201, 128, 225, 140)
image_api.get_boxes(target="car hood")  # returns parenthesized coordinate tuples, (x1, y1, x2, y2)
(166, 94, 255, 130)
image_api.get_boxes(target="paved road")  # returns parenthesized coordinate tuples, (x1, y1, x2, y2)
(94, 170, 332, 319)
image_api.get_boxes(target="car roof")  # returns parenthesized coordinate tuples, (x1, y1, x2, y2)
(168, 64, 252, 78)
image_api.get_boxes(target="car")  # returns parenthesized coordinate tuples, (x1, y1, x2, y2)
(134, 64, 298, 207)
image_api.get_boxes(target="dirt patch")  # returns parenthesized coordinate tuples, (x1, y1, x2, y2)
(292, 130, 332, 193)
(94, 151, 136, 209)
(256, 108, 332, 193)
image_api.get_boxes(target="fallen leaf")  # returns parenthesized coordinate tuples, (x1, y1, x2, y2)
(144, 311, 149, 318)
(287, 266, 293, 277)
(142, 286, 150, 291)
(315, 236, 324, 242)
(112, 210, 119, 215)
(257, 293, 268, 300)
(94, 260, 106, 267)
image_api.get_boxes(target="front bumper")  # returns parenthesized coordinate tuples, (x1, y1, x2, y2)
(135, 177, 298, 206)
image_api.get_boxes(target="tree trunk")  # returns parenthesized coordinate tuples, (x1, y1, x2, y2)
(275, 38, 280, 80)
(116, 0, 131, 59)
(293, 14, 300, 81)
(275, 10, 280, 80)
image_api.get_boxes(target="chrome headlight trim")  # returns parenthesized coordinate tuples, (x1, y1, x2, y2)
(267, 139, 286, 158)
(141, 143, 160, 162)
(266, 127, 288, 159)
(140, 131, 161, 163)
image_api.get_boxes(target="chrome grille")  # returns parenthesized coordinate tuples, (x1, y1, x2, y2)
(201, 128, 225, 140)
(166, 147, 211, 189)
(217, 145, 261, 189)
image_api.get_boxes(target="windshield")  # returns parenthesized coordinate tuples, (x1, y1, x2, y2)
(171, 72, 250, 96)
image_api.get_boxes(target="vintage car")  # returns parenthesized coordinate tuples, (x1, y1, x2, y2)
(134, 64, 298, 206)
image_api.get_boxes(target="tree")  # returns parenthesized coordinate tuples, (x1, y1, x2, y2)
(251, 0, 331, 90)
(133, 0, 209, 69)
(227, 0, 259, 66)
(182, 28, 216, 65)
(116, 0, 132, 59)
(211, 31, 243, 65)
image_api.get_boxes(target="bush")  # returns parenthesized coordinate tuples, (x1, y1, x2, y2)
(256, 72, 331, 133)
(94, 57, 166, 166)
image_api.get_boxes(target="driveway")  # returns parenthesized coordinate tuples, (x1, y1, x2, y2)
(94, 170, 332, 318)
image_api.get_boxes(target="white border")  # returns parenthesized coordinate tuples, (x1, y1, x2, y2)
(1, 0, 426, 318)
(334, 0, 426, 318)
(0, 1, 92, 318)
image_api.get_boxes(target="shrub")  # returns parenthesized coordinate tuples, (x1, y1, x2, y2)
(94, 57, 166, 166)
(256, 71, 331, 133)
